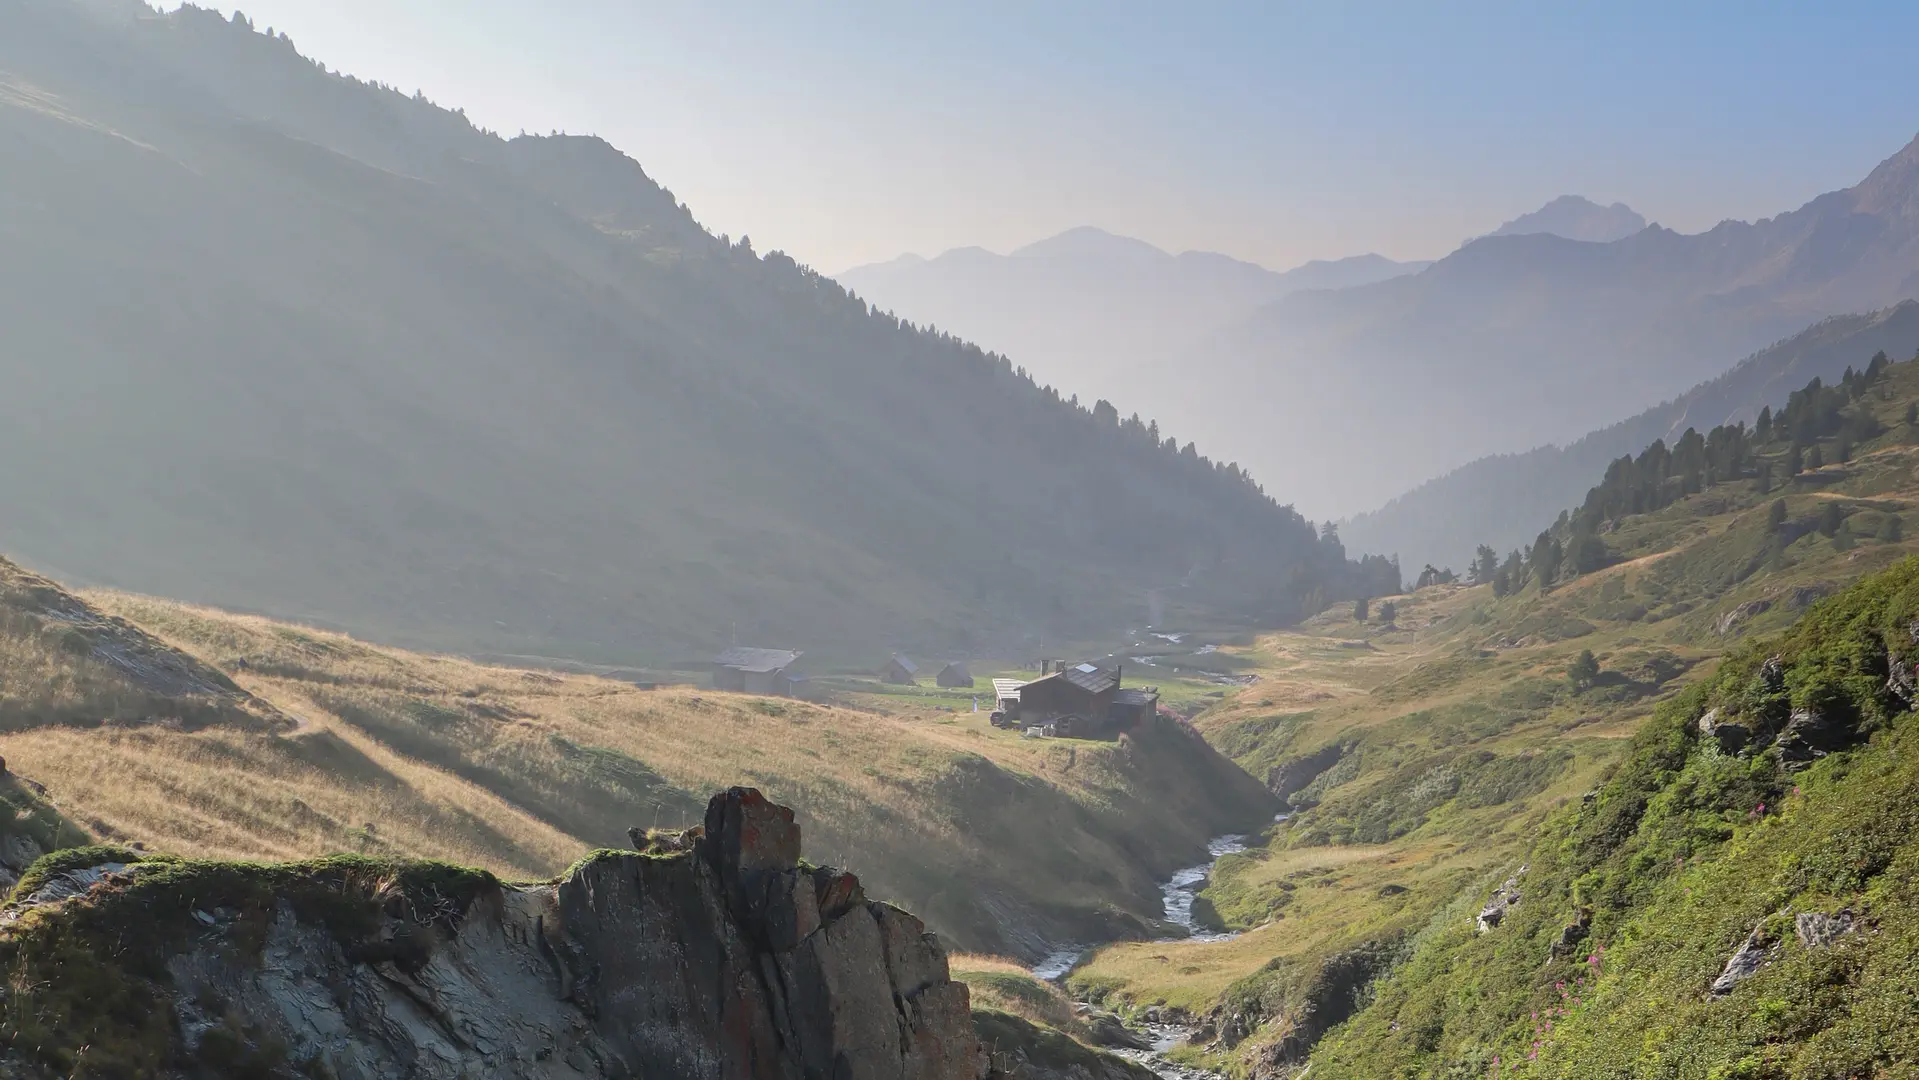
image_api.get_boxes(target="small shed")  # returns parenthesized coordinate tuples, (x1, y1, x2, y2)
(882, 655, 920, 686)
(991, 678, 1025, 721)
(936, 662, 975, 688)
(713, 647, 803, 696)
(1109, 686, 1160, 729)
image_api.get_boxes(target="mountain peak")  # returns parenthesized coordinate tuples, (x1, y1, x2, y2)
(1011, 226, 1171, 262)
(1488, 195, 1647, 243)
(1849, 130, 1919, 220)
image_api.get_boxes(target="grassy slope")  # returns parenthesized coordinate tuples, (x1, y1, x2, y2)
(1315, 558, 1919, 1078)
(1072, 352, 1919, 1072)
(0, 560, 1274, 955)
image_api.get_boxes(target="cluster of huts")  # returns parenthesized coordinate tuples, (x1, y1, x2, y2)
(709, 649, 1157, 741)
(880, 654, 974, 688)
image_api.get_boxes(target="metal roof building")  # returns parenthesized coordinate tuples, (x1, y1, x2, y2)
(713, 647, 803, 695)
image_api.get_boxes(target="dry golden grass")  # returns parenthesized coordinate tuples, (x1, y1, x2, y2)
(0, 576, 1275, 954)
(950, 953, 1087, 1036)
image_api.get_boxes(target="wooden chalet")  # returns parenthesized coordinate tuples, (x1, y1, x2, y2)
(993, 661, 1158, 737)
(936, 662, 975, 688)
(882, 654, 920, 686)
(713, 647, 803, 696)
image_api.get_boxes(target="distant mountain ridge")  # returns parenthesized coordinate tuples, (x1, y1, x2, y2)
(1487, 194, 1646, 243)
(1342, 301, 1919, 571)
(1132, 132, 1919, 519)
(835, 228, 1430, 399)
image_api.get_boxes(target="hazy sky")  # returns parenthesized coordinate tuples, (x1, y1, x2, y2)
(185, 2, 1919, 274)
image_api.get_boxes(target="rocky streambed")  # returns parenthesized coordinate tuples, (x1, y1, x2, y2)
(1030, 829, 1264, 1078)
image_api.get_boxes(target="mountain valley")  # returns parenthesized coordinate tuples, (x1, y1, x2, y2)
(3, 3, 1919, 1077)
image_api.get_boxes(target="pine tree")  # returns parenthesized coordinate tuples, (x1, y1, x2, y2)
(1806, 444, 1825, 470)
(1833, 520, 1856, 552)
(1568, 648, 1599, 690)
(1473, 544, 1499, 585)
(1768, 498, 1789, 531)
(1492, 569, 1510, 598)
(1907, 402, 1918, 428)
(1819, 501, 1843, 538)
(1755, 405, 1773, 443)
(1378, 600, 1397, 624)
(1353, 596, 1369, 621)
(1755, 463, 1772, 495)
(1881, 515, 1903, 543)
(1786, 443, 1804, 476)
(1531, 532, 1563, 591)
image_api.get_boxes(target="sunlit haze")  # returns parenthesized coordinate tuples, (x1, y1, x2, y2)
(179, 1, 1918, 273)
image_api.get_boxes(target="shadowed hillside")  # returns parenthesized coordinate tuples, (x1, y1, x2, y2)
(0, 1, 1392, 666)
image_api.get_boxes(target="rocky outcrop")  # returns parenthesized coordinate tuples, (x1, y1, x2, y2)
(1715, 599, 1772, 637)
(1709, 922, 1778, 996)
(1548, 908, 1592, 960)
(1776, 708, 1844, 769)
(1, 788, 982, 1080)
(1267, 744, 1347, 806)
(1697, 708, 1753, 754)
(1476, 869, 1526, 933)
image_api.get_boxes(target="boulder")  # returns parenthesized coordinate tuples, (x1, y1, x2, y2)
(1776, 708, 1842, 769)
(1696, 708, 1753, 754)
(1709, 923, 1775, 996)
(1081, 1009, 1151, 1051)
(813, 865, 868, 922)
(702, 785, 801, 879)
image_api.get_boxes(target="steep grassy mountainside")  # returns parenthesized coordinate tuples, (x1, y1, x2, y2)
(0, 557, 1276, 958)
(1347, 301, 1919, 573)
(0, 2, 1385, 666)
(1069, 347, 1919, 1074)
(1314, 559, 1919, 1077)
(1130, 134, 1919, 520)
(837, 227, 1423, 400)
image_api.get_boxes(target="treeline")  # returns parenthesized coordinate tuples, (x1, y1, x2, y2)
(1447, 350, 1910, 597)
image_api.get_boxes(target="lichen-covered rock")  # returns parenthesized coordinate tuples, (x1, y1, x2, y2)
(1794, 909, 1856, 949)
(2, 788, 982, 1080)
(1476, 871, 1525, 933)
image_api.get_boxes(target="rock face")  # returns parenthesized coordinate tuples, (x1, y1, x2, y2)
(22, 788, 981, 1080)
